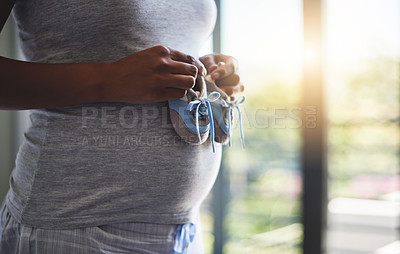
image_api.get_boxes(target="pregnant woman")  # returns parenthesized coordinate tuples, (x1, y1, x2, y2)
(0, 0, 244, 253)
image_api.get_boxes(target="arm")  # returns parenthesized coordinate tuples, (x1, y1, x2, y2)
(0, 0, 206, 110)
(0, 57, 109, 109)
(0, 48, 206, 110)
(0, 0, 105, 109)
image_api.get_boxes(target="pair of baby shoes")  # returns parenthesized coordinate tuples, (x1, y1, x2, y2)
(168, 74, 245, 152)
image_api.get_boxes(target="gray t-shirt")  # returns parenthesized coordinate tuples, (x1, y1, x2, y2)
(5, 0, 222, 229)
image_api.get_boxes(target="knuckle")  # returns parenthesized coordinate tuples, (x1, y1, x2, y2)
(155, 45, 170, 56)
(225, 88, 233, 96)
(187, 55, 196, 63)
(233, 74, 241, 84)
(200, 55, 212, 64)
(198, 64, 206, 76)
(219, 68, 227, 77)
(155, 58, 169, 70)
(188, 65, 198, 76)
(186, 76, 196, 88)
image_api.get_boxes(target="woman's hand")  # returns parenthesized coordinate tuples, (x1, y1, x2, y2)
(102, 45, 207, 104)
(199, 53, 244, 100)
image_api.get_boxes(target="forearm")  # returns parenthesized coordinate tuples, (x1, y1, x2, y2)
(0, 45, 206, 109)
(0, 56, 107, 110)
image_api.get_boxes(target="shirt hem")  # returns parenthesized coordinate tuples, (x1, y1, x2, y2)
(5, 200, 196, 230)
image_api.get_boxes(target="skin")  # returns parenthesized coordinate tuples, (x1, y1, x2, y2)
(0, 0, 243, 110)
(200, 54, 244, 101)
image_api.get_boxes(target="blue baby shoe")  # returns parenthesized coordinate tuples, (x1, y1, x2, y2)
(168, 76, 220, 152)
(205, 75, 246, 148)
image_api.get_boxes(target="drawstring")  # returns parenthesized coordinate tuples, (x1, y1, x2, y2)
(173, 223, 196, 254)
(221, 96, 246, 149)
(187, 92, 220, 153)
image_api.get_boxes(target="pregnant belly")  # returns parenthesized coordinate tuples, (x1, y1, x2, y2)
(15, 103, 222, 220)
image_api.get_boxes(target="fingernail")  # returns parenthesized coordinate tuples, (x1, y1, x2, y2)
(217, 62, 226, 67)
(202, 68, 207, 76)
(211, 73, 220, 80)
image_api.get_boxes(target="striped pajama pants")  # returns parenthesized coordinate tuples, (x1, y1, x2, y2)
(0, 203, 203, 254)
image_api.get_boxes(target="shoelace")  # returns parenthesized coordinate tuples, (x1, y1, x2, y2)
(173, 223, 196, 254)
(187, 91, 220, 152)
(221, 96, 246, 149)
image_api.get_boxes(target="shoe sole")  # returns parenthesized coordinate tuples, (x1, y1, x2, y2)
(169, 99, 210, 145)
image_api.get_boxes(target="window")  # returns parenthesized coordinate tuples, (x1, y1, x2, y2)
(326, 1, 400, 253)
(201, 1, 304, 253)
(201, 1, 400, 254)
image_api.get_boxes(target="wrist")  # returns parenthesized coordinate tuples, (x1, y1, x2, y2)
(89, 62, 113, 103)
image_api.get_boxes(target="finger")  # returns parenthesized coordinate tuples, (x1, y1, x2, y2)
(206, 79, 230, 100)
(200, 55, 221, 78)
(168, 60, 198, 77)
(215, 73, 240, 87)
(218, 55, 238, 71)
(164, 74, 196, 90)
(163, 87, 187, 100)
(210, 62, 236, 80)
(168, 48, 207, 76)
(199, 55, 217, 70)
(207, 64, 218, 74)
(209, 55, 238, 79)
(220, 82, 244, 97)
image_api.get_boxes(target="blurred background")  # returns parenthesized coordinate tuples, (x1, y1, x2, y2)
(0, 0, 399, 253)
